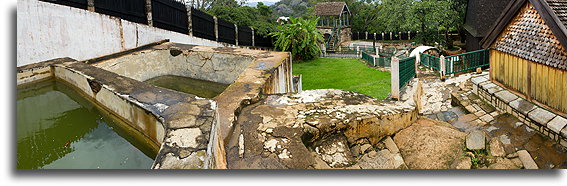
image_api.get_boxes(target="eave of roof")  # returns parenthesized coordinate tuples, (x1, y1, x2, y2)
(481, 0, 567, 50)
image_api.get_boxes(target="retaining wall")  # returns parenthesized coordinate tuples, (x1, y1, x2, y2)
(17, 0, 234, 67)
(472, 75, 567, 147)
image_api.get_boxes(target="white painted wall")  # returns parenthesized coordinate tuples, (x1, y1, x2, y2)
(17, 0, 232, 67)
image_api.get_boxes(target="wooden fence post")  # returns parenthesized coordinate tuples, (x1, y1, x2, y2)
(186, 6, 192, 36)
(87, 0, 95, 12)
(440, 55, 446, 80)
(145, 0, 152, 26)
(214, 16, 219, 41)
(391, 56, 400, 100)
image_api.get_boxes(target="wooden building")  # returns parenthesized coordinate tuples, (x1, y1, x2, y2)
(314, 2, 352, 49)
(481, 0, 567, 114)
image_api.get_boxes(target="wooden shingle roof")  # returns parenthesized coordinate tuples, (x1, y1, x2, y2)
(314, 2, 350, 16)
(481, 0, 567, 70)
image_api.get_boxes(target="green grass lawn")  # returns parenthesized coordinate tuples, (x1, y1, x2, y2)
(293, 57, 391, 99)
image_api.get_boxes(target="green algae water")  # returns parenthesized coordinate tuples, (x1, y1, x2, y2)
(17, 79, 155, 169)
(144, 75, 229, 99)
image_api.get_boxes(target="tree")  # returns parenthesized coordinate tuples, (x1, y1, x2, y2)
(207, 1, 277, 36)
(270, 17, 324, 61)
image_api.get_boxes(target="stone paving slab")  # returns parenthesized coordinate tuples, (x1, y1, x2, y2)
(481, 82, 497, 90)
(547, 116, 567, 134)
(466, 130, 485, 150)
(517, 150, 538, 169)
(495, 91, 519, 103)
(471, 76, 489, 84)
(487, 86, 504, 94)
(509, 99, 536, 115)
(527, 108, 557, 126)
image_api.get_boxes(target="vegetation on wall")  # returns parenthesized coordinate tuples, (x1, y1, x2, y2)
(270, 17, 324, 60)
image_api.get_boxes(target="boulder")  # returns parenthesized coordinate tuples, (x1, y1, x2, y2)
(383, 136, 400, 154)
(356, 149, 406, 169)
(488, 157, 521, 169)
(450, 157, 472, 169)
(394, 118, 467, 169)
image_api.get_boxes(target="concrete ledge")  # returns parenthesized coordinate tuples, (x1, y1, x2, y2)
(527, 108, 556, 126)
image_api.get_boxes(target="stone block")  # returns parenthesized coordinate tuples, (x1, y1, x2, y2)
(495, 91, 518, 104)
(517, 150, 538, 169)
(487, 86, 503, 94)
(481, 82, 497, 90)
(480, 114, 494, 123)
(466, 130, 485, 150)
(547, 116, 567, 134)
(527, 108, 556, 126)
(509, 99, 536, 115)
(471, 76, 488, 85)
(562, 126, 567, 139)
(472, 84, 478, 95)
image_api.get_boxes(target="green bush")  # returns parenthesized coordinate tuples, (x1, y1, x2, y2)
(270, 17, 324, 61)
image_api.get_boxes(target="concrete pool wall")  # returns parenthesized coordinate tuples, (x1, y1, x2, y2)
(17, 42, 294, 169)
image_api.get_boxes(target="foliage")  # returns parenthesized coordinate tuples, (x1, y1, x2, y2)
(293, 58, 391, 99)
(206, 1, 277, 36)
(270, 17, 324, 60)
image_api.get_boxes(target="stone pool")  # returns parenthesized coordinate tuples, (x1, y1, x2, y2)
(17, 79, 155, 169)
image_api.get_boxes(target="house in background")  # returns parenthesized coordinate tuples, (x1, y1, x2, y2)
(464, 0, 513, 51)
(481, 0, 567, 115)
(314, 2, 352, 50)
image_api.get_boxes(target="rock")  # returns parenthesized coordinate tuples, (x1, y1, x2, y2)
(488, 157, 520, 169)
(350, 144, 362, 156)
(314, 135, 353, 168)
(360, 144, 372, 154)
(517, 150, 538, 169)
(511, 158, 523, 168)
(357, 149, 406, 169)
(383, 136, 399, 153)
(394, 118, 467, 169)
(466, 130, 485, 150)
(489, 137, 506, 157)
(506, 152, 519, 158)
(450, 157, 472, 169)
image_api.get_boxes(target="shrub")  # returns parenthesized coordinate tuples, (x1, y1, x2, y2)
(270, 17, 324, 61)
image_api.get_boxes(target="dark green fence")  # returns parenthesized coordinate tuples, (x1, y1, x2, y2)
(399, 56, 416, 89)
(445, 49, 490, 75)
(420, 53, 441, 71)
(361, 51, 374, 66)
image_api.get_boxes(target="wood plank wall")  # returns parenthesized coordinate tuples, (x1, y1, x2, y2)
(491, 50, 567, 113)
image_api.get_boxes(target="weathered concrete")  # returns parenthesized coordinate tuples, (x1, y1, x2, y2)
(17, 0, 234, 67)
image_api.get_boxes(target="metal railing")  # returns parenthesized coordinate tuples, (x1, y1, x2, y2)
(420, 53, 441, 71)
(444, 49, 490, 75)
(399, 56, 416, 89)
